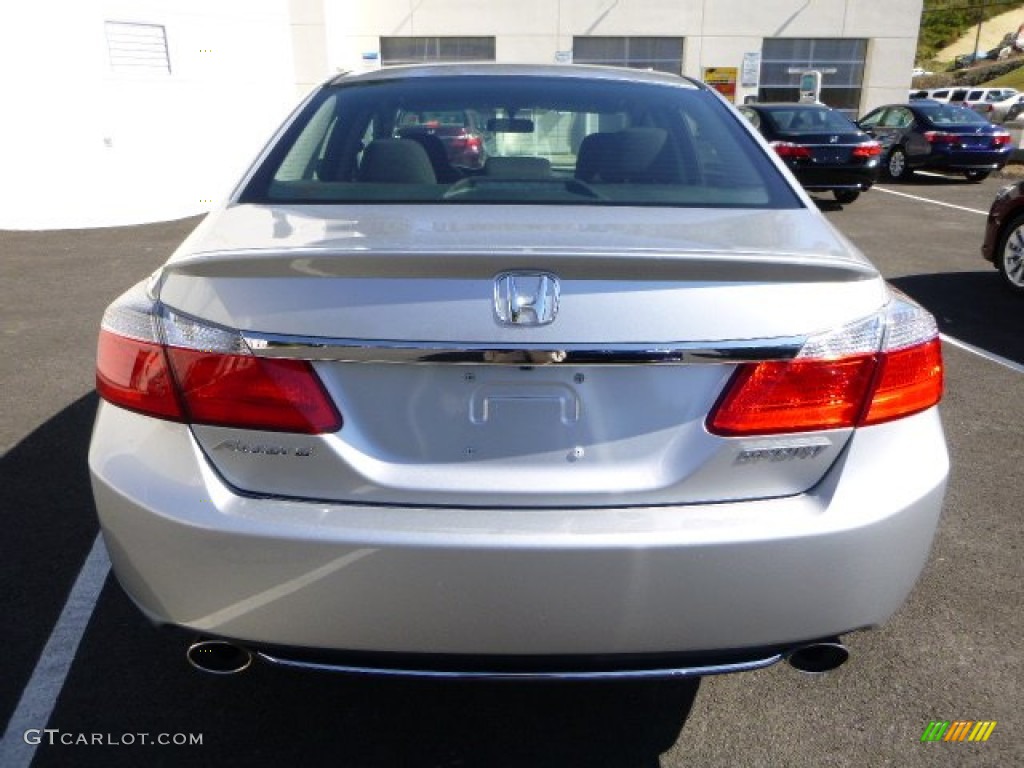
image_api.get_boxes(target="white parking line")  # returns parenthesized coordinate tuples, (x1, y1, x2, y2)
(866, 187, 1023, 373)
(873, 185, 990, 216)
(941, 333, 1024, 374)
(0, 534, 110, 768)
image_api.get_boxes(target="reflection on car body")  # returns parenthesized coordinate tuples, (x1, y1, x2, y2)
(395, 109, 491, 170)
(90, 64, 949, 681)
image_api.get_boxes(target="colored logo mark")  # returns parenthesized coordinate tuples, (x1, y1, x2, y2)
(921, 721, 997, 742)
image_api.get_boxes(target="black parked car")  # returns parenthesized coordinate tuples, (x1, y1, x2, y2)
(857, 101, 1013, 182)
(739, 103, 881, 204)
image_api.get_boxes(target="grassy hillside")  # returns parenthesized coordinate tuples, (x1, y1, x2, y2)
(918, 0, 1024, 62)
(983, 60, 1024, 84)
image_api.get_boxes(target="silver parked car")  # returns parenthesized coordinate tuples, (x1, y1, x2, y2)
(90, 64, 949, 679)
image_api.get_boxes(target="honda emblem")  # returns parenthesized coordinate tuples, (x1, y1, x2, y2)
(494, 272, 560, 326)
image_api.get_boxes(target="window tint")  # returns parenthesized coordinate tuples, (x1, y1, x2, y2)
(572, 37, 684, 76)
(105, 21, 171, 74)
(917, 104, 991, 126)
(880, 108, 912, 128)
(857, 108, 884, 128)
(762, 107, 858, 133)
(379, 37, 495, 66)
(759, 38, 866, 115)
(241, 76, 802, 210)
(738, 107, 761, 129)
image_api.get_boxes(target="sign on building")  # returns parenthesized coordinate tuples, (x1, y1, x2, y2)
(702, 67, 738, 103)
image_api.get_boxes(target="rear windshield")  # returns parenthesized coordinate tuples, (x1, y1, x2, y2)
(760, 107, 859, 134)
(240, 75, 801, 209)
(914, 104, 991, 126)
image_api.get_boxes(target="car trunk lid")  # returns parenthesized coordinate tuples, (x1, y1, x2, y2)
(158, 204, 885, 508)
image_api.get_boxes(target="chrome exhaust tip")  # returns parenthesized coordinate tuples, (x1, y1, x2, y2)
(786, 639, 849, 675)
(186, 640, 254, 675)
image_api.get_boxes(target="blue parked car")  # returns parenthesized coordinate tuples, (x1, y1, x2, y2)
(857, 101, 1013, 182)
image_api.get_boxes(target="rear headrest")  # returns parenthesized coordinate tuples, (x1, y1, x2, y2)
(358, 139, 437, 183)
(575, 128, 668, 182)
(401, 132, 461, 183)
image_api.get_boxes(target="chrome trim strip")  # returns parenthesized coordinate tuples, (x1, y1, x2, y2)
(255, 651, 784, 680)
(242, 334, 805, 365)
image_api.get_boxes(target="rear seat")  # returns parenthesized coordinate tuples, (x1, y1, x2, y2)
(575, 127, 679, 183)
(357, 139, 437, 183)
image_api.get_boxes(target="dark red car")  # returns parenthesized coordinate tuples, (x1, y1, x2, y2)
(395, 109, 491, 170)
(982, 180, 1024, 294)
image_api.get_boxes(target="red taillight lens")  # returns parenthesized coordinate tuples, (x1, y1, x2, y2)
(707, 355, 878, 436)
(861, 337, 943, 425)
(450, 133, 482, 151)
(992, 133, 1012, 147)
(166, 349, 341, 433)
(96, 331, 183, 420)
(851, 141, 882, 158)
(96, 285, 342, 434)
(924, 131, 958, 145)
(707, 298, 943, 436)
(771, 141, 813, 159)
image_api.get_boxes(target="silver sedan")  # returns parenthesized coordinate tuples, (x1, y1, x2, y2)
(90, 64, 948, 679)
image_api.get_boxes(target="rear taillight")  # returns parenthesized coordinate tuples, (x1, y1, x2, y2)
(707, 295, 943, 436)
(450, 133, 483, 152)
(923, 131, 958, 145)
(770, 141, 813, 160)
(851, 141, 882, 158)
(96, 283, 341, 434)
(992, 132, 1012, 147)
(860, 338, 942, 425)
(96, 332, 183, 420)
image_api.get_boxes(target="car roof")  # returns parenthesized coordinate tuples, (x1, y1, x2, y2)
(871, 101, 962, 110)
(328, 62, 701, 89)
(743, 102, 836, 110)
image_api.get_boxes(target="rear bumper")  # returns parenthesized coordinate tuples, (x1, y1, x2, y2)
(792, 166, 878, 191)
(90, 402, 948, 664)
(195, 634, 792, 680)
(919, 148, 1011, 172)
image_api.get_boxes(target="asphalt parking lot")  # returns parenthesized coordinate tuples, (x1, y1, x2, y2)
(1, 174, 1021, 767)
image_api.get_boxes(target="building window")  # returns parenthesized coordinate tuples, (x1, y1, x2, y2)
(758, 39, 867, 114)
(380, 37, 496, 67)
(572, 37, 683, 75)
(105, 21, 171, 74)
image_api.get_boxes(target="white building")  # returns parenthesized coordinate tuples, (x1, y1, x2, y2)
(0, 0, 922, 229)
